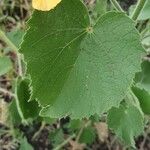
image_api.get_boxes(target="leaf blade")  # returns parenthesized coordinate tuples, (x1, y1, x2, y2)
(21, 0, 145, 119)
(107, 103, 144, 147)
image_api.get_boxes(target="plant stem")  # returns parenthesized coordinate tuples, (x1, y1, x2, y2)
(15, 96, 27, 124)
(17, 53, 23, 76)
(32, 121, 46, 141)
(131, 0, 147, 21)
(0, 29, 23, 76)
(14, 80, 28, 125)
(110, 0, 124, 12)
(0, 85, 27, 124)
(54, 134, 76, 150)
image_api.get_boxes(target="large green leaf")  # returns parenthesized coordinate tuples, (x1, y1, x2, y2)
(107, 103, 144, 147)
(21, 0, 145, 119)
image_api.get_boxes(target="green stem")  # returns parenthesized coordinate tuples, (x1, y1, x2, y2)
(131, 0, 147, 21)
(0, 84, 28, 125)
(0, 29, 18, 52)
(110, 0, 124, 12)
(54, 134, 76, 150)
(0, 29, 23, 76)
(14, 79, 28, 125)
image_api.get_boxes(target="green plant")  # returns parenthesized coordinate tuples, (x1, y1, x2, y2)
(0, 0, 150, 149)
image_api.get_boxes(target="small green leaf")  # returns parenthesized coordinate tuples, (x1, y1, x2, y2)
(94, 0, 107, 17)
(9, 99, 22, 125)
(142, 31, 150, 47)
(132, 60, 150, 115)
(107, 103, 144, 147)
(17, 78, 40, 119)
(9, 78, 40, 124)
(0, 56, 12, 76)
(79, 127, 96, 144)
(138, 0, 150, 20)
(21, 0, 145, 119)
(132, 86, 150, 115)
(6, 29, 24, 48)
(87, 0, 107, 24)
(49, 129, 64, 147)
(129, 0, 150, 21)
(135, 61, 150, 94)
(67, 120, 83, 131)
(20, 137, 33, 150)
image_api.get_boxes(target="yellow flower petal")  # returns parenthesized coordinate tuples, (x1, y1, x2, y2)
(32, 0, 61, 11)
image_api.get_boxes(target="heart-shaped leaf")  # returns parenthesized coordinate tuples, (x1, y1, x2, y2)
(20, 0, 145, 119)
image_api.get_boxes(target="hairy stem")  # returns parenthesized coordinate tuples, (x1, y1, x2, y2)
(0, 29, 23, 76)
(110, 0, 124, 12)
(17, 53, 23, 76)
(131, 0, 147, 21)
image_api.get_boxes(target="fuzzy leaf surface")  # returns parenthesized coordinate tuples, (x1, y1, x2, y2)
(21, 0, 145, 118)
(107, 103, 144, 147)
